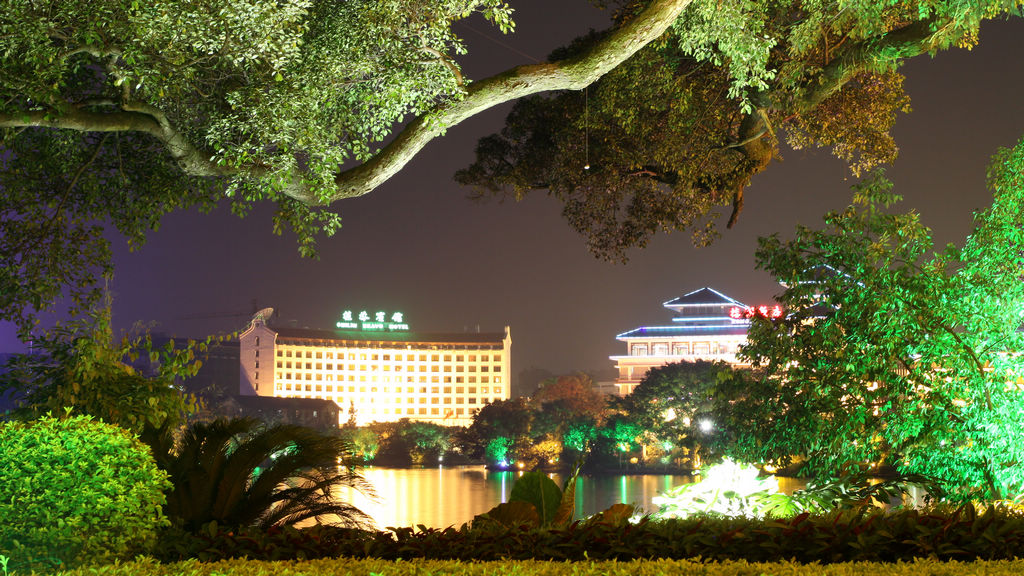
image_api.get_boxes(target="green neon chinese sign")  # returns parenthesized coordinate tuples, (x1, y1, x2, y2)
(336, 310, 409, 331)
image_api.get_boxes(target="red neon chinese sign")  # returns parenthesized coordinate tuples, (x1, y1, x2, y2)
(729, 305, 783, 320)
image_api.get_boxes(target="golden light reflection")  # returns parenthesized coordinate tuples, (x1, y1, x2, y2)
(326, 466, 697, 529)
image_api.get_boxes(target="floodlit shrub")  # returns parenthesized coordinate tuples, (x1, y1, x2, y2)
(651, 459, 941, 520)
(0, 414, 171, 571)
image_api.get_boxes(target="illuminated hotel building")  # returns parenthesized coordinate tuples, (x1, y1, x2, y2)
(609, 287, 780, 396)
(239, 309, 511, 427)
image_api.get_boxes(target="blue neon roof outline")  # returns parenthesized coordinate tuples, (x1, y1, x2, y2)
(616, 324, 750, 339)
(662, 287, 747, 309)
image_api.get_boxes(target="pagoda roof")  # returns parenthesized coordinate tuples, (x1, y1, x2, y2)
(663, 287, 746, 309)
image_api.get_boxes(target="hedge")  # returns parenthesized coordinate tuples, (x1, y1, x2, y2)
(40, 557, 1024, 576)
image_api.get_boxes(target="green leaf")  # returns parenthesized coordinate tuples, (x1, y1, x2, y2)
(509, 470, 563, 526)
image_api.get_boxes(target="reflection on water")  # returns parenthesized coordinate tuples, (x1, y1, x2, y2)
(333, 466, 695, 530)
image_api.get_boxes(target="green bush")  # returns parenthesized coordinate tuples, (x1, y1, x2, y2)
(44, 557, 1024, 576)
(0, 414, 171, 571)
(159, 504, 1024, 564)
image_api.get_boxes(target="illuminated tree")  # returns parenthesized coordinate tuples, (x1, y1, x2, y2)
(623, 360, 740, 466)
(738, 144, 1024, 501)
(0, 303, 203, 434)
(2, 0, 1018, 329)
(465, 398, 534, 465)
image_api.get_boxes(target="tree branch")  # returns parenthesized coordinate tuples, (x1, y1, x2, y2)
(330, 0, 693, 202)
(795, 17, 946, 112)
(0, 108, 233, 179)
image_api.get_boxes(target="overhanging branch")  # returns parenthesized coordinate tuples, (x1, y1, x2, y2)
(0, 108, 233, 179)
(330, 0, 693, 202)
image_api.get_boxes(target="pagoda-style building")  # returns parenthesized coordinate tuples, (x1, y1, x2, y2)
(608, 287, 776, 396)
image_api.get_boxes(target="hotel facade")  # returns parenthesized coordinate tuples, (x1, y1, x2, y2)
(609, 287, 778, 396)
(239, 309, 511, 427)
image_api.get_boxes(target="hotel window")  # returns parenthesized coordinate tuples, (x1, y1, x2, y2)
(481, 377, 490, 383)
(431, 398, 439, 404)
(495, 376, 502, 384)
(673, 343, 689, 355)
(456, 387, 464, 394)
(456, 376, 464, 383)
(418, 408, 427, 415)
(631, 344, 649, 356)
(327, 352, 333, 359)
(372, 354, 379, 361)
(444, 355, 452, 361)
(444, 376, 452, 383)
(469, 355, 476, 361)
(492, 365, 500, 372)
(419, 354, 427, 362)
(316, 385, 322, 392)
(653, 343, 669, 356)
(316, 363, 322, 370)
(443, 397, 452, 404)
(277, 350, 282, 357)
(305, 384, 312, 392)
(255, 361, 259, 369)
(481, 387, 489, 394)
(316, 352, 322, 359)
(383, 354, 390, 361)
(286, 373, 292, 380)
(456, 355, 464, 362)
(431, 408, 440, 415)
(469, 376, 477, 383)
(494, 387, 502, 394)
(306, 351, 312, 358)
(305, 362, 312, 369)
(456, 398, 464, 404)
(286, 384, 293, 391)
(468, 387, 477, 394)
(456, 408, 464, 415)
(286, 350, 292, 357)
(456, 366, 464, 373)
(694, 343, 711, 354)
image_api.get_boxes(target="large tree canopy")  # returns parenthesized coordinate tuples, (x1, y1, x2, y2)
(0, 0, 1018, 331)
(732, 143, 1024, 501)
(460, 0, 1018, 259)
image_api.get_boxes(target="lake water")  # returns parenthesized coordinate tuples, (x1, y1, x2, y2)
(332, 466, 691, 530)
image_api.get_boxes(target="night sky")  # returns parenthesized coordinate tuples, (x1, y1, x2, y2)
(3, 2, 1023, 394)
